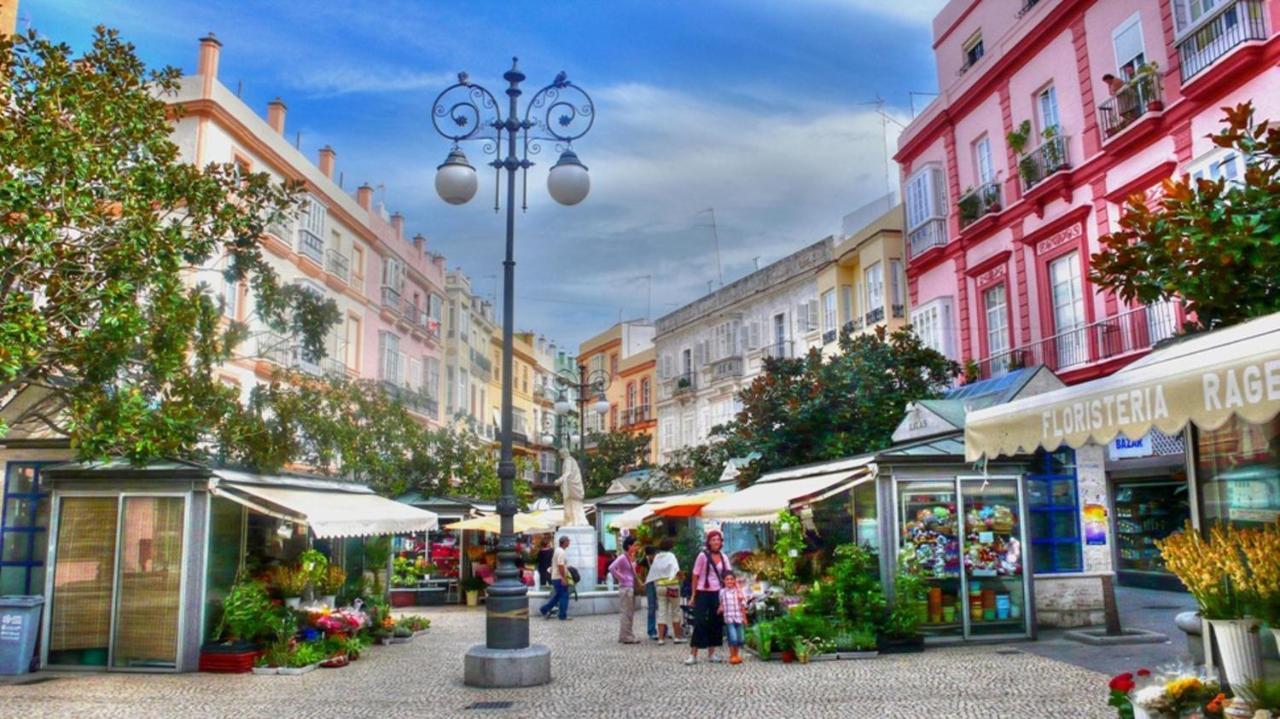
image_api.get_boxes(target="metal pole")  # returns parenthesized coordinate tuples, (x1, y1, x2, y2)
(579, 367, 587, 455)
(487, 59, 526, 651)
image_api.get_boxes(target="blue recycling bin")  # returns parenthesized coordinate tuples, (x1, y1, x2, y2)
(0, 596, 44, 675)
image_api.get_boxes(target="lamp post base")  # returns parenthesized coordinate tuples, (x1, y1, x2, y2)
(463, 644, 552, 688)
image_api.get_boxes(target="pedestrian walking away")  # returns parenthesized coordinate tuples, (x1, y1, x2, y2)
(609, 535, 641, 643)
(686, 529, 732, 665)
(539, 535, 573, 621)
(647, 537, 681, 645)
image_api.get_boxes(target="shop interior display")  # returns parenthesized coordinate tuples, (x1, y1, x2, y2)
(1114, 481, 1187, 577)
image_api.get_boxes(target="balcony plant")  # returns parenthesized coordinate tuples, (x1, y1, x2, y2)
(957, 186, 981, 224)
(1135, 62, 1162, 112)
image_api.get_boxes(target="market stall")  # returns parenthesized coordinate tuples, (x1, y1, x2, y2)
(37, 460, 437, 673)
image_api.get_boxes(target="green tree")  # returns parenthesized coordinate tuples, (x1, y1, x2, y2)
(1091, 103, 1280, 331)
(660, 439, 754, 490)
(575, 429, 652, 498)
(717, 326, 958, 472)
(0, 28, 337, 459)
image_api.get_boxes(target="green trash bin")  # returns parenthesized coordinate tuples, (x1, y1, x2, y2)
(0, 596, 45, 675)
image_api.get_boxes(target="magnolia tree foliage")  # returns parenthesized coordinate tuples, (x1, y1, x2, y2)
(574, 429, 653, 498)
(1091, 103, 1280, 331)
(713, 326, 959, 473)
(0, 28, 337, 459)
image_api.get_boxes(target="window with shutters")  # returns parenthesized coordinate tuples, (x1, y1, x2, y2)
(408, 356, 422, 390)
(378, 331, 401, 383)
(1112, 13, 1146, 78)
(821, 290, 837, 333)
(681, 348, 692, 375)
(910, 297, 956, 360)
(426, 357, 441, 400)
(905, 165, 948, 258)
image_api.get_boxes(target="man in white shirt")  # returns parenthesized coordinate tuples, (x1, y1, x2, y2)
(538, 535, 572, 621)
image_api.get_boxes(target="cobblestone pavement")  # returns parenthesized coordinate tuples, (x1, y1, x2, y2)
(1, 607, 1114, 719)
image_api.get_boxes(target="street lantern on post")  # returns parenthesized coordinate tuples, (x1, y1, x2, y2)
(430, 58, 594, 689)
(551, 365, 611, 455)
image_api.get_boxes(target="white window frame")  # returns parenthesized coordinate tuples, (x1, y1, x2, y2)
(1036, 85, 1060, 135)
(910, 296, 956, 360)
(890, 259, 904, 309)
(1111, 13, 1146, 78)
(905, 165, 946, 231)
(973, 135, 995, 185)
(864, 262, 885, 313)
(821, 290, 837, 333)
(1187, 147, 1244, 186)
(840, 285, 854, 325)
(983, 284, 1010, 359)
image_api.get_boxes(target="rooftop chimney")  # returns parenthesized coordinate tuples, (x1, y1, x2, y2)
(197, 33, 221, 79)
(412, 233, 425, 252)
(391, 212, 404, 241)
(356, 183, 373, 210)
(318, 146, 336, 179)
(267, 97, 287, 134)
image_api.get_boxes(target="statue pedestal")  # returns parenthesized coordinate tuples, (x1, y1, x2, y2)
(557, 525, 598, 589)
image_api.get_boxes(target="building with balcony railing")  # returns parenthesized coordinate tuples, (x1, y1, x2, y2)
(816, 198, 908, 358)
(655, 238, 829, 463)
(443, 270, 499, 436)
(894, 0, 1277, 389)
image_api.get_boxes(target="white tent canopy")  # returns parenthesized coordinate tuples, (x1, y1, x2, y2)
(214, 472, 439, 539)
(701, 456, 876, 524)
(609, 500, 662, 530)
(965, 312, 1280, 461)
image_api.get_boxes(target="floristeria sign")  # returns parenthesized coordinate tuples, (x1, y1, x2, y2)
(963, 314, 1280, 461)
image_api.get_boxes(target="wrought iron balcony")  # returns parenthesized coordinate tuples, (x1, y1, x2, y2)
(843, 318, 863, 335)
(621, 405, 652, 427)
(297, 228, 324, 264)
(256, 331, 322, 375)
(1098, 71, 1162, 138)
(822, 329, 838, 345)
(1177, 0, 1267, 82)
(891, 304, 905, 319)
(470, 348, 492, 374)
(666, 371, 696, 397)
(325, 249, 350, 282)
(1018, 134, 1071, 192)
(908, 218, 948, 259)
(380, 285, 401, 312)
(973, 302, 1180, 380)
(401, 299, 423, 327)
(865, 306, 886, 326)
(1016, 0, 1041, 18)
(380, 381, 438, 418)
(708, 356, 744, 382)
(266, 219, 291, 243)
(762, 341, 794, 360)
(957, 181, 1002, 229)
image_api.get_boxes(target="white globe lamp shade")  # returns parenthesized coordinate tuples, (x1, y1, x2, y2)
(547, 149, 590, 206)
(570, 433, 581, 446)
(554, 395, 573, 415)
(593, 396, 610, 416)
(541, 433, 555, 446)
(435, 148, 478, 205)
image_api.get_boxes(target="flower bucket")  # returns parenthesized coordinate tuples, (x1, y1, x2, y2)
(780, 649, 795, 664)
(284, 597, 302, 610)
(1208, 619, 1263, 702)
(321, 595, 337, 608)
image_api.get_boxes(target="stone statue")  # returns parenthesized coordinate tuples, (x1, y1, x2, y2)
(557, 447, 589, 527)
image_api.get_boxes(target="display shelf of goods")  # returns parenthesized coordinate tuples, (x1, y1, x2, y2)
(902, 499, 961, 579)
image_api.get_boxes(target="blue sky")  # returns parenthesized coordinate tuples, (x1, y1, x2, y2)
(23, 0, 945, 350)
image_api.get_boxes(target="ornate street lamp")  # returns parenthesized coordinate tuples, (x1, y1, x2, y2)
(430, 59, 594, 688)
(550, 366, 610, 454)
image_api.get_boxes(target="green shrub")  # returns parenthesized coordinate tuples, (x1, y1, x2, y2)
(215, 577, 273, 643)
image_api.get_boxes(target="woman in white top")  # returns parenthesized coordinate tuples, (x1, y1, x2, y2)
(646, 538, 681, 644)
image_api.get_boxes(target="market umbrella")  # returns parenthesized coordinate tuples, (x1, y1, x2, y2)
(650, 491, 728, 519)
(445, 512, 553, 534)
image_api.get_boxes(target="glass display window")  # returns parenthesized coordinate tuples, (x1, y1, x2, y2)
(1197, 416, 1280, 528)
(898, 480, 963, 639)
(960, 477, 1028, 638)
(1113, 479, 1188, 586)
(1026, 449, 1083, 574)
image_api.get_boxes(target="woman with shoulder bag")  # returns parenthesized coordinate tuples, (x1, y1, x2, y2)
(685, 529, 732, 665)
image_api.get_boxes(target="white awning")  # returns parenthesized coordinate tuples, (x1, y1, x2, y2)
(965, 312, 1280, 461)
(701, 464, 875, 524)
(609, 500, 662, 530)
(216, 482, 439, 539)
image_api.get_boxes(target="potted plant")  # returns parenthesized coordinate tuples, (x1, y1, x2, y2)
(1135, 62, 1162, 112)
(833, 623, 879, 659)
(390, 556, 423, 607)
(463, 576, 487, 607)
(278, 641, 327, 675)
(881, 555, 926, 654)
(251, 612, 298, 675)
(957, 187, 980, 224)
(398, 615, 431, 637)
(793, 636, 817, 665)
(267, 565, 308, 609)
(389, 624, 415, 644)
(201, 577, 273, 673)
(317, 565, 346, 608)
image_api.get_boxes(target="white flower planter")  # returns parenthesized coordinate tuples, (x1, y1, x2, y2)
(1208, 619, 1264, 703)
(277, 662, 320, 675)
(251, 666, 280, 675)
(284, 597, 301, 610)
(321, 595, 337, 607)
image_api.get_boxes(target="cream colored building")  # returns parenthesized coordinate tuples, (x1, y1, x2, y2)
(816, 200, 908, 357)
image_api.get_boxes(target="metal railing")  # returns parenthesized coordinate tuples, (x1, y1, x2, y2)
(1098, 72, 1162, 137)
(891, 304, 905, 319)
(266, 220, 291, 243)
(325, 249, 350, 282)
(297, 228, 324, 264)
(957, 180, 1002, 229)
(822, 329, 838, 345)
(666, 371, 697, 396)
(1178, 0, 1267, 81)
(843, 318, 863, 335)
(256, 331, 322, 375)
(762, 341, 794, 360)
(321, 339, 348, 377)
(865, 306, 886, 326)
(470, 348, 492, 374)
(381, 381, 439, 418)
(908, 218, 948, 259)
(1019, 134, 1071, 193)
(973, 302, 1180, 380)
(402, 299, 423, 327)
(1016, 0, 1041, 18)
(622, 405, 651, 427)
(708, 356, 744, 381)
(380, 285, 401, 312)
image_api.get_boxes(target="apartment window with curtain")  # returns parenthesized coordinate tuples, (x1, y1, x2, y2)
(1112, 14, 1146, 78)
(974, 135, 995, 185)
(821, 290, 837, 333)
(1037, 85, 1060, 134)
(864, 262, 884, 316)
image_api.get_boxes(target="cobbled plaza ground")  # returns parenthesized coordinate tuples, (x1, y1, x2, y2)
(1, 606, 1115, 718)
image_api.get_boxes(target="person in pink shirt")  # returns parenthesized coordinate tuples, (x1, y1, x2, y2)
(608, 536, 640, 644)
(685, 529, 732, 665)
(718, 572, 749, 665)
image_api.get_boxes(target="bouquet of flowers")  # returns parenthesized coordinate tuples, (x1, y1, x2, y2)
(1119, 662, 1222, 719)
(314, 608, 367, 635)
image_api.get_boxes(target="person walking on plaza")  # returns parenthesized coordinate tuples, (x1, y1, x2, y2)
(640, 544, 659, 640)
(718, 572, 749, 665)
(686, 529, 732, 665)
(535, 535, 554, 587)
(539, 535, 572, 621)
(609, 536, 641, 643)
(647, 538, 681, 645)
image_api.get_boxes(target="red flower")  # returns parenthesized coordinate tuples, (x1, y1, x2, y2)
(1136, 669, 1151, 677)
(1109, 673, 1135, 693)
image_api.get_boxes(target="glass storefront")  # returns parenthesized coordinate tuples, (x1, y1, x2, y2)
(897, 476, 1032, 641)
(1197, 416, 1280, 528)
(1113, 479, 1188, 590)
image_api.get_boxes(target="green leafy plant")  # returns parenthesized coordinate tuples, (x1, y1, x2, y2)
(267, 565, 308, 598)
(392, 556, 423, 588)
(773, 510, 806, 583)
(747, 620, 774, 656)
(255, 612, 298, 668)
(298, 549, 329, 589)
(392, 625, 414, 639)
(215, 577, 273, 644)
(396, 615, 431, 632)
(287, 641, 328, 668)
(1244, 678, 1280, 714)
(463, 575, 488, 593)
(885, 554, 927, 639)
(833, 623, 878, 652)
(828, 543, 886, 630)
(317, 565, 347, 596)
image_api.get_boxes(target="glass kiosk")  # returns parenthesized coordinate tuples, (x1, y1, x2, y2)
(896, 475, 1033, 641)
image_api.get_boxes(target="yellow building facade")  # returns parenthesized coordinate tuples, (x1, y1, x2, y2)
(816, 203, 908, 357)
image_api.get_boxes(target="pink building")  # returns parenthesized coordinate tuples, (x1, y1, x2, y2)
(355, 188, 447, 427)
(896, 0, 1280, 384)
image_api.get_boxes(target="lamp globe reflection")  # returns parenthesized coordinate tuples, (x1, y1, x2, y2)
(547, 150, 590, 206)
(435, 148, 479, 205)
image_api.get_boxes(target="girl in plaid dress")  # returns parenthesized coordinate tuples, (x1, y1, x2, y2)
(718, 572, 749, 665)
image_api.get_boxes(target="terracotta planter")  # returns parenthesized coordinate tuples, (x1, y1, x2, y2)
(780, 649, 795, 664)
(1208, 619, 1263, 703)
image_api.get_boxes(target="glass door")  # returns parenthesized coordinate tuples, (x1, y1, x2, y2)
(898, 480, 963, 639)
(1049, 252, 1087, 368)
(47, 497, 119, 667)
(111, 496, 186, 670)
(959, 477, 1031, 638)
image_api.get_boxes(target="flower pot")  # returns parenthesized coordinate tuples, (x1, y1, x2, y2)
(390, 589, 416, 608)
(1147, 100, 1164, 112)
(465, 590, 481, 607)
(1208, 619, 1264, 702)
(284, 597, 301, 610)
(780, 649, 795, 663)
(321, 594, 337, 607)
(277, 662, 320, 675)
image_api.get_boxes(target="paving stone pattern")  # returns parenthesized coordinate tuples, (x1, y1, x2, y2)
(1, 607, 1115, 718)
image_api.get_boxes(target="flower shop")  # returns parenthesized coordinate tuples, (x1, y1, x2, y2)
(35, 459, 438, 673)
(967, 313, 1280, 717)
